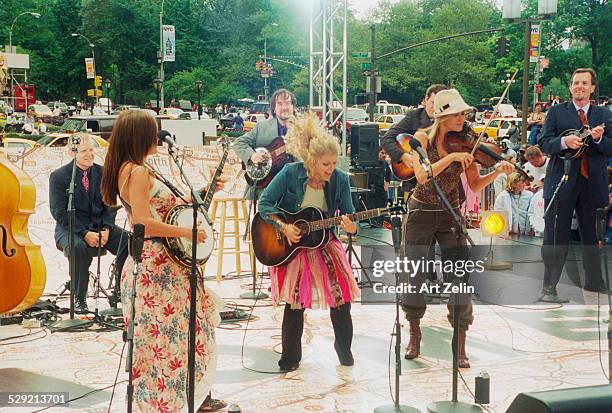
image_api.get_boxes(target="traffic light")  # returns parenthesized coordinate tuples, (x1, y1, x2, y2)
(497, 37, 508, 56)
(256, 60, 265, 71)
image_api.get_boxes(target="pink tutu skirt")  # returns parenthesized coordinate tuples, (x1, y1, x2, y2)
(270, 236, 360, 309)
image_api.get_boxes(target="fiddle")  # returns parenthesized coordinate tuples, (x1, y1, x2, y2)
(445, 123, 532, 182)
(0, 152, 46, 314)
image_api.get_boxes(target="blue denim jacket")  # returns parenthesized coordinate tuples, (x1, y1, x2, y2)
(257, 162, 357, 235)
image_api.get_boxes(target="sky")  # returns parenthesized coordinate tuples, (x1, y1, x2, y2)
(349, 0, 399, 19)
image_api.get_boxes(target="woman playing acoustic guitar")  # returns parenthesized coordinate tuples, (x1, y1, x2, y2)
(400, 89, 514, 368)
(258, 112, 359, 372)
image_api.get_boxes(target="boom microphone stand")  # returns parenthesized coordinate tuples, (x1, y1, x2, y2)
(126, 224, 145, 413)
(241, 185, 268, 300)
(51, 137, 92, 332)
(165, 139, 209, 413)
(374, 216, 420, 413)
(409, 139, 480, 413)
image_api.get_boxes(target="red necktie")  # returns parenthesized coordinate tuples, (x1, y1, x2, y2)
(82, 170, 90, 192)
(578, 109, 588, 179)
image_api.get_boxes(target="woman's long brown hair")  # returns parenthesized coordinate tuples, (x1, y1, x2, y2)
(101, 110, 158, 206)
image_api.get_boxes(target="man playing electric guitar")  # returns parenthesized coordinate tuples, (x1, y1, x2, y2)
(233, 88, 296, 200)
(539, 68, 612, 303)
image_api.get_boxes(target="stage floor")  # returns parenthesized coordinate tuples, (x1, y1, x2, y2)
(1, 228, 610, 412)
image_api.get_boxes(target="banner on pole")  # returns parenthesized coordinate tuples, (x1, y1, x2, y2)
(85, 57, 95, 79)
(163, 25, 175, 62)
(529, 25, 540, 63)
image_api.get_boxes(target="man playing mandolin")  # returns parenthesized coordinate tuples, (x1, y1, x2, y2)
(538, 68, 612, 303)
(233, 88, 296, 199)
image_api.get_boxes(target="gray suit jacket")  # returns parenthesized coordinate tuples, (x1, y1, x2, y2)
(233, 117, 281, 164)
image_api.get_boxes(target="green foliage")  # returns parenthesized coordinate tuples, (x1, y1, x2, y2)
(0, 0, 608, 108)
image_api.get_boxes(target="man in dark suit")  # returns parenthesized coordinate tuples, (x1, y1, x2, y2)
(49, 134, 128, 313)
(539, 68, 612, 303)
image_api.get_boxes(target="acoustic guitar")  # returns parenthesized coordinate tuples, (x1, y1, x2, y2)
(251, 205, 403, 267)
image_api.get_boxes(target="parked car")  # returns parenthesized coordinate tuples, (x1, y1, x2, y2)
(375, 114, 404, 135)
(55, 115, 118, 140)
(28, 104, 54, 118)
(243, 114, 266, 132)
(160, 107, 184, 119)
(47, 101, 69, 115)
(472, 117, 523, 141)
(1, 135, 108, 155)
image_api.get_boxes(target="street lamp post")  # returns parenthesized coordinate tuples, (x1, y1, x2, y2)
(195, 80, 202, 120)
(153, 79, 162, 114)
(501, 73, 516, 104)
(104, 79, 111, 114)
(7, 11, 41, 110)
(262, 23, 278, 102)
(71, 33, 98, 105)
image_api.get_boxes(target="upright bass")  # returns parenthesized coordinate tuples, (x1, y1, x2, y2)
(0, 151, 46, 314)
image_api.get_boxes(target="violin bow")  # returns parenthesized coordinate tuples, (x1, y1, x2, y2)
(470, 69, 519, 156)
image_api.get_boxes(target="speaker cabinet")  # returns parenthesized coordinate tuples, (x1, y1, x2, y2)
(350, 123, 379, 165)
(506, 384, 612, 413)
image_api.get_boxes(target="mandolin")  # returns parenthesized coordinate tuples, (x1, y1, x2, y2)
(251, 205, 403, 267)
(559, 123, 605, 159)
(0, 152, 46, 314)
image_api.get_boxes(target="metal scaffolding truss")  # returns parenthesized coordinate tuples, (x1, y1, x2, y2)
(309, 0, 348, 155)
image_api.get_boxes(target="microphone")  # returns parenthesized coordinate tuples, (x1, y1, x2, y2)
(391, 216, 402, 252)
(562, 157, 571, 182)
(158, 129, 175, 148)
(131, 224, 145, 262)
(409, 138, 432, 174)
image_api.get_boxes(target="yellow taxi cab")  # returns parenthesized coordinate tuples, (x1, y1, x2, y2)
(375, 114, 404, 135)
(243, 114, 266, 132)
(471, 117, 522, 141)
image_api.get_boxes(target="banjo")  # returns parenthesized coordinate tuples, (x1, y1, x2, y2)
(162, 138, 230, 268)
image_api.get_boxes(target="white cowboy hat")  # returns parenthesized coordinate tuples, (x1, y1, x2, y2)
(433, 89, 473, 118)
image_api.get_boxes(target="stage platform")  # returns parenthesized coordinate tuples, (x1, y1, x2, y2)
(1, 227, 611, 412)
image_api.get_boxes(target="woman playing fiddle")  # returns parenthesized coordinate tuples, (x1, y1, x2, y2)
(400, 89, 514, 367)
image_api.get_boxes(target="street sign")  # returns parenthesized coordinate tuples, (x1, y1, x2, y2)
(535, 84, 542, 93)
(361, 62, 371, 70)
(85, 58, 94, 79)
(351, 52, 370, 58)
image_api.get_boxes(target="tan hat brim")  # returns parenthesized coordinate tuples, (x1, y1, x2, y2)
(434, 99, 473, 118)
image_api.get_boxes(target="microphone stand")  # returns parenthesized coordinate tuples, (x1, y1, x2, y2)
(596, 208, 612, 383)
(373, 216, 420, 413)
(540, 159, 570, 301)
(166, 142, 208, 413)
(416, 156, 481, 413)
(240, 185, 269, 300)
(51, 143, 92, 332)
(126, 223, 145, 413)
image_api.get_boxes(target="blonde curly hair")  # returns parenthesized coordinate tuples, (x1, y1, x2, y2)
(285, 112, 340, 175)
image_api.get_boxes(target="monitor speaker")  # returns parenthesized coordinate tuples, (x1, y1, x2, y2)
(505, 384, 612, 413)
(350, 123, 379, 165)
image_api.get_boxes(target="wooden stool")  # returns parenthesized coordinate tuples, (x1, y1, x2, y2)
(209, 197, 256, 281)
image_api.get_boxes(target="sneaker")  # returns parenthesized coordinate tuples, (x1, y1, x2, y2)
(539, 291, 569, 303)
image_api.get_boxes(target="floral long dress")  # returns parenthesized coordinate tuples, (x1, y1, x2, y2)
(121, 179, 223, 413)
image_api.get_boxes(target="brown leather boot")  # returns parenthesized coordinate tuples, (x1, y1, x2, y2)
(457, 329, 470, 368)
(404, 319, 421, 360)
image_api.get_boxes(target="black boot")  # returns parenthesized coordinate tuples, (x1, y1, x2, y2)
(278, 304, 304, 372)
(75, 297, 89, 314)
(331, 303, 354, 366)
